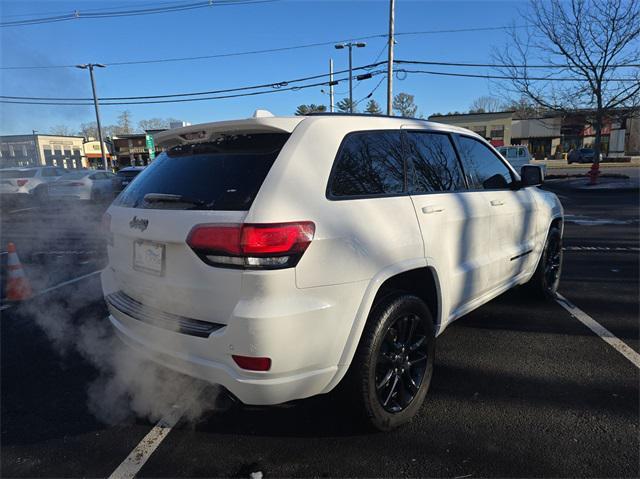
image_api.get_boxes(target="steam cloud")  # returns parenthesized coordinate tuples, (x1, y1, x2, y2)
(13, 201, 220, 426)
(25, 285, 219, 425)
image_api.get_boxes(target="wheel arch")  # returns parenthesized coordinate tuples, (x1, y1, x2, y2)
(322, 259, 444, 394)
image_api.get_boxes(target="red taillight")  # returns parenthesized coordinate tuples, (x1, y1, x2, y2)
(232, 355, 271, 371)
(187, 222, 315, 269)
(187, 224, 242, 255)
(17, 179, 28, 187)
(241, 223, 314, 254)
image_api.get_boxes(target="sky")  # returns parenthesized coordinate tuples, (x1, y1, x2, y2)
(0, 0, 527, 135)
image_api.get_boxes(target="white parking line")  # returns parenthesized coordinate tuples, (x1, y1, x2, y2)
(556, 293, 640, 369)
(34, 270, 101, 296)
(1, 270, 101, 312)
(108, 406, 183, 479)
(8, 206, 38, 215)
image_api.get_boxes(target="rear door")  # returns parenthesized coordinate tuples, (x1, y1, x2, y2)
(454, 135, 538, 288)
(404, 130, 493, 322)
(106, 132, 290, 324)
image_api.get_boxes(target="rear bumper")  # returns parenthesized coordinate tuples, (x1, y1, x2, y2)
(101, 267, 366, 405)
(108, 310, 338, 405)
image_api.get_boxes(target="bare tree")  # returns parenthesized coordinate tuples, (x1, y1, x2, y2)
(469, 96, 504, 113)
(393, 93, 418, 117)
(138, 118, 169, 131)
(50, 124, 74, 136)
(116, 110, 134, 134)
(493, 0, 640, 162)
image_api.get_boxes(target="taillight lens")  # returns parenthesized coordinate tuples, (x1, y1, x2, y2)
(187, 221, 315, 270)
(17, 179, 28, 187)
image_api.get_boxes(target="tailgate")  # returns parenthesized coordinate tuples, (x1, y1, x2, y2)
(108, 206, 246, 324)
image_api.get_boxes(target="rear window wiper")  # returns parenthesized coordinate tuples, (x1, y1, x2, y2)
(142, 193, 214, 209)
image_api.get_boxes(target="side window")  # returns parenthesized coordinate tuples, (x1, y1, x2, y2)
(89, 173, 100, 180)
(330, 131, 404, 197)
(41, 168, 57, 177)
(405, 132, 466, 193)
(456, 136, 514, 190)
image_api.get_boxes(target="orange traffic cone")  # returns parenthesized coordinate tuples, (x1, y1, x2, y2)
(6, 242, 33, 301)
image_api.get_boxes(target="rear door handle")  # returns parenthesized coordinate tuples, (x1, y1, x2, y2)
(490, 200, 505, 207)
(421, 205, 444, 214)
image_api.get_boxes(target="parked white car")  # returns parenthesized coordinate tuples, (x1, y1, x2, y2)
(0, 166, 68, 202)
(102, 114, 563, 430)
(49, 169, 116, 200)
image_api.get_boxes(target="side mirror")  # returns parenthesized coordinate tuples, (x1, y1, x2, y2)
(520, 164, 544, 187)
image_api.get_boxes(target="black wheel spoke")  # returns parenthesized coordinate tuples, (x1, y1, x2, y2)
(409, 353, 427, 367)
(409, 335, 426, 351)
(406, 315, 417, 345)
(377, 369, 394, 390)
(383, 374, 399, 407)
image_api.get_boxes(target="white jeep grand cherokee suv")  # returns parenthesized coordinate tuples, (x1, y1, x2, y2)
(101, 114, 563, 430)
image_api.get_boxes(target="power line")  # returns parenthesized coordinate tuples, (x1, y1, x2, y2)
(0, 71, 387, 106)
(0, 62, 386, 101)
(394, 67, 639, 82)
(0, 26, 532, 70)
(0, 0, 277, 27)
(1, 1, 200, 19)
(395, 59, 640, 69)
(5, 63, 635, 108)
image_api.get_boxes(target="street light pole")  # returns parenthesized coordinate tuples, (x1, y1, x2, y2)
(329, 58, 334, 113)
(77, 63, 108, 170)
(335, 42, 366, 113)
(348, 44, 354, 113)
(387, 0, 396, 116)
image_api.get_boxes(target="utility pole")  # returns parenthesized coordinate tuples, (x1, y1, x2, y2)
(76, 63, 108, 170)
(32, 129, 41, 166)
(335, 42, 366, 113)
(329, 59, 334, 113)
(387, 0, 395, 116)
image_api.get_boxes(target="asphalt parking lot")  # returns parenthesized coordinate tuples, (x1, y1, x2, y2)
(1, 179, 638, 478)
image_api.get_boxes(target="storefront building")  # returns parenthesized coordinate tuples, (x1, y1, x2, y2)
(0, 134, 86, 169)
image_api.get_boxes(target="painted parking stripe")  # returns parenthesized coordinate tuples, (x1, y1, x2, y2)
(1, 270, 101, 313)
(34, 270, 101, 296)
(563, 246, 639, 252)
(556, 293, 640, 369)
(109, 406, 183, 479)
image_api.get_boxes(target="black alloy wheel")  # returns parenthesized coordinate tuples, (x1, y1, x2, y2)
(375, 313, 429, 413)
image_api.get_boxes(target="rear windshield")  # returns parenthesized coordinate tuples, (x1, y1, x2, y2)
(114, 133, 290, 210)
(2, 169, 37, 178)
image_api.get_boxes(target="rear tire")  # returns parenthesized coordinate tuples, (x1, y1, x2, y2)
(343, 294, 435, 431)
(525, 226, 563, 299)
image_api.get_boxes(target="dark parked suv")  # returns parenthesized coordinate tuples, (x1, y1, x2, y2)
(112, 166, 145, 193)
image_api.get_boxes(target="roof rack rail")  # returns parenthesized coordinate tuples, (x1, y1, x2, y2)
(306, 112, 427, 121)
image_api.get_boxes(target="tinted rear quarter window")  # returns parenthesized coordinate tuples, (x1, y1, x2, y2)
(115, 133, 290, 210)
(329, 131, 404, 198)
(405, 132, 466, 193)
(456, 136, 514, 190)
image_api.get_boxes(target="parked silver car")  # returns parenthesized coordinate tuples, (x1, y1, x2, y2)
(0, 166, 68, 202)
(49, 170, 116, 200)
